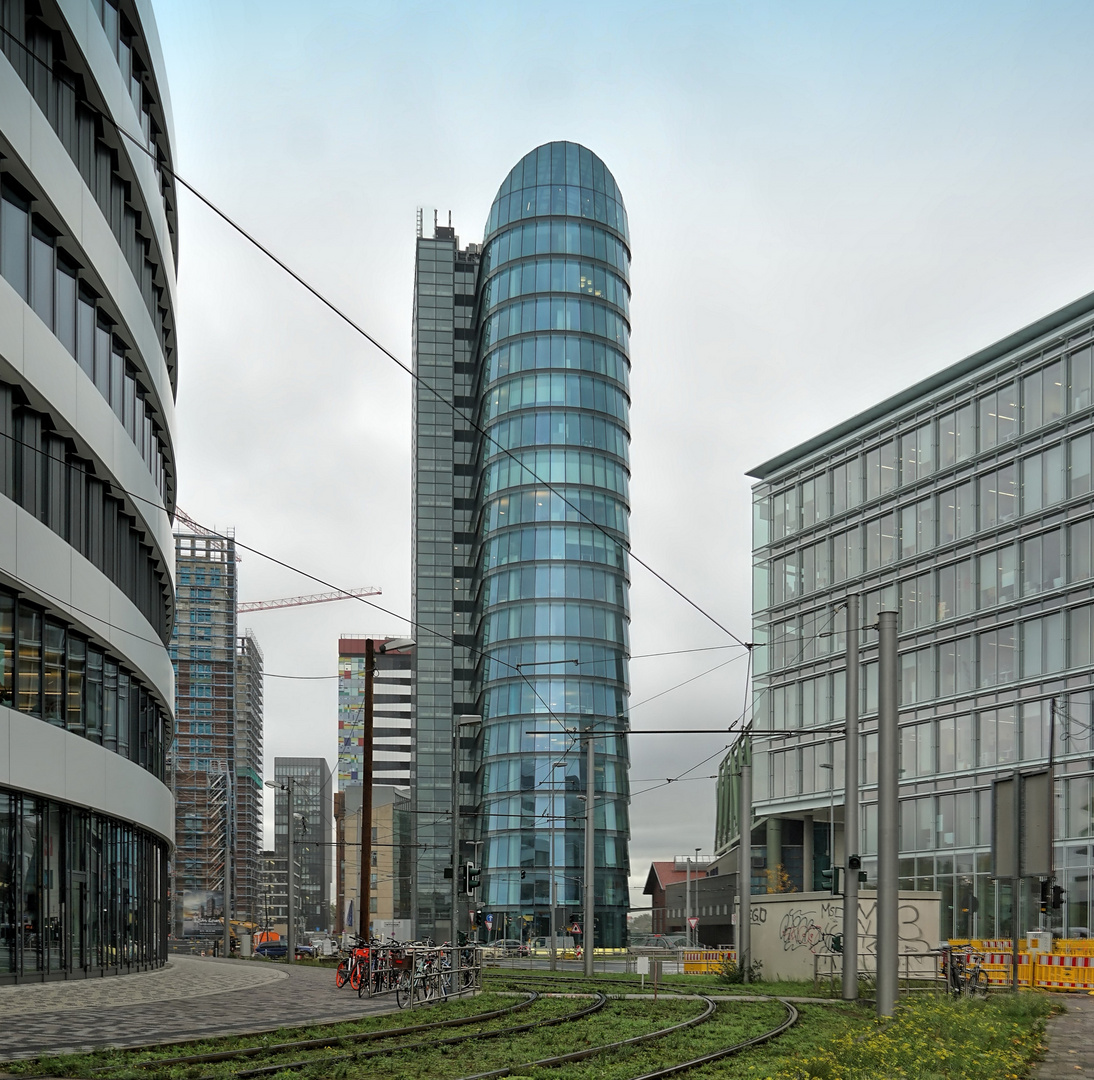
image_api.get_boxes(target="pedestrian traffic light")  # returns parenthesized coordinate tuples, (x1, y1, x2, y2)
(466, 862, 481, 892)
(820, 866, 841, 896)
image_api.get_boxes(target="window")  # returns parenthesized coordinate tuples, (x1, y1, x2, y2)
(979, 465, 1018, 528)
(1069, 605, 1094, 670)
(1022, 359, 1065, 431)
(1022, 444, 1066, 513)
(1021, 530, 1064, 595)
(1070, 433, 1092, 498)
(900, 648, 933, 705)
(801, 475, 829, 527)
(937, 403, 975, 468)
(900, 423, 933, 484)
(938, 481, 974, 545)
(900, 497, 934, 558)
(831, 457, 862, 514)
(1070, 520, 1093, 582)
(771, 487, 799, 540)
(1070, 346, 1092, 412)
(936, 559, 975, 621)
(865, 512, 898, 569)
(978, 626, 1017, 686)
(832, 527, 861, 582)
(937, 636, 974, 697)
(979, 707, 1018, 766)
(1021, 612, 1065, 677)
(866, 441, 898, 500)
(979, 382, 1019, 450)
(978, 546, 1016, 609)
(901, 573, 931, 631)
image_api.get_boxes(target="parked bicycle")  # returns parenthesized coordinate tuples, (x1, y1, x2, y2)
(939, 944, 988, 996)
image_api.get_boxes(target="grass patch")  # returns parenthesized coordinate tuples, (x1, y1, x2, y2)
(695, 993, 1056, 1080)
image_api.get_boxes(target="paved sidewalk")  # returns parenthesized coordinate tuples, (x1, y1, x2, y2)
(1037, 995, 1094, 1079)
(0, 956, 399, 1061)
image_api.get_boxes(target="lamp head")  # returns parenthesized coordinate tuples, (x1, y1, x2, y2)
(379, 637, 416, 653)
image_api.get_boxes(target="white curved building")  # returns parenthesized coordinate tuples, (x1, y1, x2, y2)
(0, 0, 177, 981)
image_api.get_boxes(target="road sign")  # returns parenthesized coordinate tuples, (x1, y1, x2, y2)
(570, 922, 582, 935)
(688, 917, 699, 929)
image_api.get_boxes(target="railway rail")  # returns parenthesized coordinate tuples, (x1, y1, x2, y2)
(54, 972, 800, 1080)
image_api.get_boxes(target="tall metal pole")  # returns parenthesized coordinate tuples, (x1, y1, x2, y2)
(360, 638, 375, 941)
(739, 754, 751, 983)
(549, 796, 558, 971)
(223, 769, 232, 959)
(1012, 768, 1021, 990)
(842, 594, 860, 1001)
(876, 610, 899, 1017)
(287, 778, 295, 964)
(451, 718, 461, 946)
(1046, 697, 1057, 934)
(583, 732, 595, 978)
(686, 857, 691, 948)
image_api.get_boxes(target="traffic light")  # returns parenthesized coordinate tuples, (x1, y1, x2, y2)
(1052, 885, 1065, 910)
(820, 866, 841, 896)
(830, 933, 843, 954)
(466, 862, 482, 892)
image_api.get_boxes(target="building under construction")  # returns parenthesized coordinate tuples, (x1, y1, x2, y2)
(170, 528, 264, 935)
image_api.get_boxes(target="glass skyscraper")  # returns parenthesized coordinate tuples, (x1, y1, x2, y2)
(717, 290, 1094, 942)
(412, 142, 632, 945)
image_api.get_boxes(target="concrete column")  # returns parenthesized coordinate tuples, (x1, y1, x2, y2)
(766, 817, 782, 890)
(802, 814, 814, 892)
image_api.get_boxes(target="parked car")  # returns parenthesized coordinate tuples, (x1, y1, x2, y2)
(253, 941, 315, 959)
(484, 938, 530, 957)
(630, 933, 688, 950)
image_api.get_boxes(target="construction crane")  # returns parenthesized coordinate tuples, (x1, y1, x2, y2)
(238, 587, 382, 613)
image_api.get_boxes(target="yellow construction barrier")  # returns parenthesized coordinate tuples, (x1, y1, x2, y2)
(946, 941, 1094, 992)
(682, 949, 735, 974)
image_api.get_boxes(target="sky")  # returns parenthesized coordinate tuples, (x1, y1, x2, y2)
(152, 0, 1094, 910)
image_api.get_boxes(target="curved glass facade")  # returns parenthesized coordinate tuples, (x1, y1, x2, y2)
(0, 0, 176, 980)
(476, 142, 631, 946)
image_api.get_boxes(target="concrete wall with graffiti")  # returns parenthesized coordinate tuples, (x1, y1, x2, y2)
(740, 890, 941, 980)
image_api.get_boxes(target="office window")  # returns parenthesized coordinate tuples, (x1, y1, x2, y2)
(1070, 433, 1092, 498)
(1070, 605, 1094, 670)
(1022, 444, 1066, 513)
(937, 636, 974, 697)
(979, 465, 1018, 528)
(978, 546, 1016, 609)
(901, 573, 931, 631)
(1070, 520, 1093, 582)
(901, 648, 933, 706)
(901, 423, 933, 484)
(936, 559, 975, 621)
(832, 457, 862, 514)
(865, 512, 898, 570)
(1070, 346, 1092, 412)
(1022, 359, 1065, 431)
(866, 441, 898, 500)
(1021, 530, 1064, 596)
(978, 626, 1017, 686)
(831, 527, 861, 582)
(1022, 612, 1065, 677)
(801, 474, 829, 526)
(937, 481, 974, 545)
(937, 403, 975, 468)
(979, 382, 1019, 450)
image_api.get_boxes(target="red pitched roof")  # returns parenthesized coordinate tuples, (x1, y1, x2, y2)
(643, 861, 708, 894)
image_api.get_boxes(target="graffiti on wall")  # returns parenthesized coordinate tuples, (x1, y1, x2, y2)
(775, 898, 933, 955)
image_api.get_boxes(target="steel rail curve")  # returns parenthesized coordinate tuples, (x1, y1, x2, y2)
(628, 998, 799, 1080)
(111, 991, 539, 1070)
(451, 993, 718, 1080)
(233, 991, 608, 1078)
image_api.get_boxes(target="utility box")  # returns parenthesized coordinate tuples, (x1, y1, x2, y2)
(240, 933, 252, 959)
(1027, 931, 1052, 953)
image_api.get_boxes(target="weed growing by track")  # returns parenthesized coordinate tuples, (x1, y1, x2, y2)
(688, 993, 1055, 1080)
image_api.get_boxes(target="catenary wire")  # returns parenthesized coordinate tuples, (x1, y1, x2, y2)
(0, 24, 749, 649)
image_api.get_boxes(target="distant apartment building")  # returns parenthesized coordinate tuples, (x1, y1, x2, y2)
(258, 849, 288, 937)
(335, 785, 411, 939)
(171, 530, 263, 934)
(274, 757, 333, 933)
(337, 637, 412, 790)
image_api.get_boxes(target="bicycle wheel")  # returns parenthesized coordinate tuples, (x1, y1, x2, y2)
(335, 959, 349, 989)
(357, 960, 370, 998)
(395, 971, 413, 1009)
(350, 961, 362, 992)
(971, 968, 989, 996)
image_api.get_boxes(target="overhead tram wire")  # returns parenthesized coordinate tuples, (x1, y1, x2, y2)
(0, 26, 747, 651)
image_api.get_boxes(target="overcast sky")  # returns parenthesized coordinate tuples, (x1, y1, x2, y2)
(154, 0, 1094, 909)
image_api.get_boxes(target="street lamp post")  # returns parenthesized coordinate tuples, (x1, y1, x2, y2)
(819, 760, 835, 888)
(265, 777, 296, 963)
(583, 731, 595, 978)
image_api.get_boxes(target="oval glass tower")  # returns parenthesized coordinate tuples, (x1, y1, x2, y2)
(476, 142, 632, 946)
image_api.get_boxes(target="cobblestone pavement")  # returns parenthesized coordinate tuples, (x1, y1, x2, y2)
(0, 956, 399, 1061)
(1037, 994, 1094, 1079)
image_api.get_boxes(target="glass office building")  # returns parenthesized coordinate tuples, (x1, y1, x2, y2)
(412, 143, 632, 945)
(717, 290, 1094, 941)
(0, 0, 178, 980)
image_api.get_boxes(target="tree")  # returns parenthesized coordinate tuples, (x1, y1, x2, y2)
(766, 863, 795, 893)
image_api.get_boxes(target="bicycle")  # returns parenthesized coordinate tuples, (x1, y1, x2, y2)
(939, 944, 988, 996)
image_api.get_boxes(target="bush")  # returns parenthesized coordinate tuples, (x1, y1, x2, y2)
(718, 954, 764, 983)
